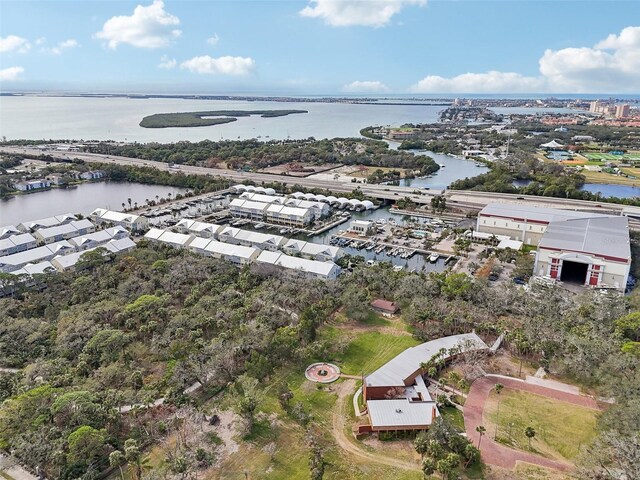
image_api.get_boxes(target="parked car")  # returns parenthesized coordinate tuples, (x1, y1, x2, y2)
(513, 277, 526, 285)
(488, 273, 499, 282)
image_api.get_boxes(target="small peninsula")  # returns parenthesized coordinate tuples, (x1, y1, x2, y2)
(139, 109, 308, 128)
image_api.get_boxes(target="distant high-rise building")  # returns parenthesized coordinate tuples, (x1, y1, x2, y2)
(589, 101, 600, 113)
(615, 104, 630, 118)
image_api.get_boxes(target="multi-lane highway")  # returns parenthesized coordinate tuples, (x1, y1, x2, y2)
(4, 145, 640, 220)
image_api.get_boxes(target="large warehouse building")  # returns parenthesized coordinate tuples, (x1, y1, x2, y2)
(476, 203, 631, 291)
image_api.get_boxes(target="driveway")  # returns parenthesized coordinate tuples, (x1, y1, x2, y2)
(464, 375, 601, 471)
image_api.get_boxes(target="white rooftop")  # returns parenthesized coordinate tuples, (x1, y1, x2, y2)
(19, 213, 76, 230)
(365, 333, 488, 387)
(367, 399, 437, 428)
(539, 216, 630, 261)
(479, 203, 609, 224)
(204, 240, 259, 259)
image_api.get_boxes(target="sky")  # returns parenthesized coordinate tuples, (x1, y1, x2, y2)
(0, 0, 639, 94)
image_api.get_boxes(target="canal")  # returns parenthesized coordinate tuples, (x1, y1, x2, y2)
(1, 182, 186, 226)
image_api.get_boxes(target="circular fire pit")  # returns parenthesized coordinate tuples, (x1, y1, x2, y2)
(305, 362, 341, 383)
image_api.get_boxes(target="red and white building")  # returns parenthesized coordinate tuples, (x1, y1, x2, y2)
(360, 333, 488, 434)
(477, 204, 631, 291)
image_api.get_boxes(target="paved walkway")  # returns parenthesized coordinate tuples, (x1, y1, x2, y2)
(0, 453, 38, 480)
(464, 375, 602, 472)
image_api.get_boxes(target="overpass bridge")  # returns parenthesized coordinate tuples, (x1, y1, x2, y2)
(4, 146, 640, 223)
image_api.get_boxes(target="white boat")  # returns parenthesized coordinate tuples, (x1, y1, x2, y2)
(254, 223, 265, 230)
(279, 228, 289, 234)
(429, 253, 440, 263)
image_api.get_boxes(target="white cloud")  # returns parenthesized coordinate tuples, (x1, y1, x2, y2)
(95, 0, 181, 49)
(42, 39, 79, 55)
(158, 55, 176, 69)
(0, 35, 30, 53)
(206, 34, 219, 46)
(538, 26, 640, 92)
(0, 66, 25, 81)
(180, 55, 255, 75)
(343, 80, 390, 93)
(410, 25, 640, 93)
(300, 0, 426, 27)
(410, 71, 544, 94)
(35, 37, 46, 46)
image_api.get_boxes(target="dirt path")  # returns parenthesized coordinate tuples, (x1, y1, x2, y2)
(331, 379, 420, 472)
(464, 375, 603, 472)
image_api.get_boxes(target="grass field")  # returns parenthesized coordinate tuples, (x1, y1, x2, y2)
(583, 152, 640, 162)
(580, 170, 640, 186)
(484, 389, 598, 462)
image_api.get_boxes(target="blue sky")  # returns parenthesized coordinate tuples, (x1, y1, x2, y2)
(1, 0, 639, 93)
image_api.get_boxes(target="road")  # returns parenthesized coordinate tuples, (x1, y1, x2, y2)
(331, 379, 421, 472)
(5, 146, 640, 219)
(464, 375, 602, 472)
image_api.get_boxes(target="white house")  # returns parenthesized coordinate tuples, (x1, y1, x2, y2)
(144, 228, 194, 248)
(0, 233, 37, 256)
(34, 219, 96, 244)
(265, 204, 313, 227)
(18, 213, 77, 233)
(256, 251, 341, 280)
(281, 239, 342, 262)
(0, 240, 75, 273)
(90, 208, 149, 232)
(12, 179, 51, 191)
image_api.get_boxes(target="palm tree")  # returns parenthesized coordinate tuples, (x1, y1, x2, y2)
(155, 194, 159, 203)
(127, 197, 132, 208)
(476, 425, 486, 449)
(525, 426, 536, 449)
(494, 383, 504, 439)
(121, 202, 126, 211)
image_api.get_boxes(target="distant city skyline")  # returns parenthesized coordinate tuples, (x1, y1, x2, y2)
(1, 0, 639, 94)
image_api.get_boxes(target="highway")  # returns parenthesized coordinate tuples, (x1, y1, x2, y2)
(4, 145, 640, 219)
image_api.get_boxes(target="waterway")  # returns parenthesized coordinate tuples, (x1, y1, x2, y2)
(256, 206, 451, 273)
(513, 179, 639, 199)
(0, 95, 578, 143)
(0, 182, 185, 226)
(580, 183, 640, 199)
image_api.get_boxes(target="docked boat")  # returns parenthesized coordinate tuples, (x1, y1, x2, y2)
(254, 223, 265, 230)
(429, 253, 440, 263)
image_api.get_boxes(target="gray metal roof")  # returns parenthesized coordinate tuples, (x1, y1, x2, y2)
(479, 203, 609, 224)
(365, 333, 488, 387)
(538, 216, 630, 261)
(367, 399, 437, 428)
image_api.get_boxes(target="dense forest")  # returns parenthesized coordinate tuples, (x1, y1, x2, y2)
(81, 138, 440, 174)
(0, 243, 638, 479)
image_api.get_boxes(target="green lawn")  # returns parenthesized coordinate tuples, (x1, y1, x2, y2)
(331, 329, 420, 376)
(485, 389, 598, 461)
(584, 152, 640, 162)
(440, 406, 465, 432)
